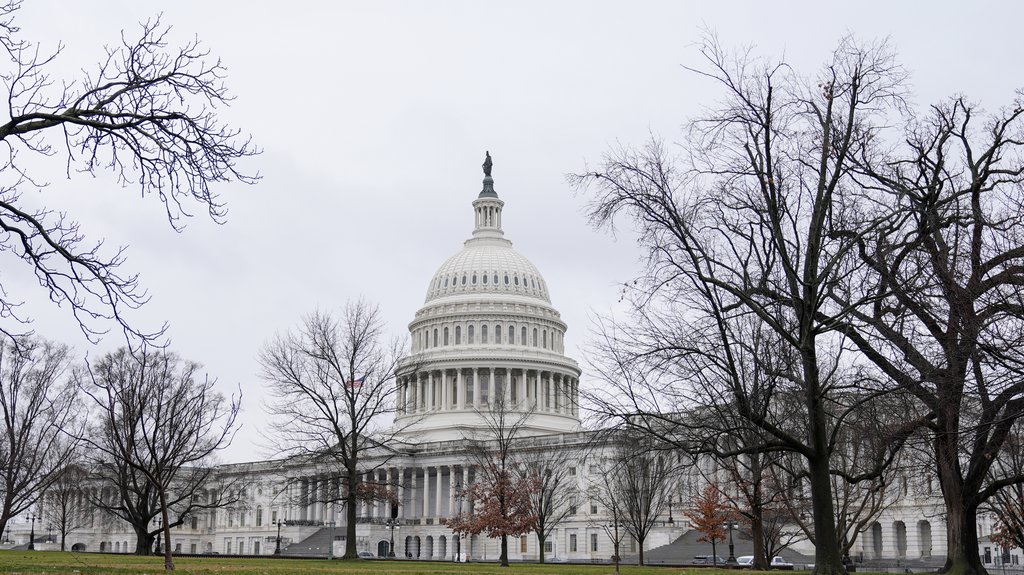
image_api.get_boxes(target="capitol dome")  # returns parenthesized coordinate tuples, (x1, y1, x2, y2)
(394, 153, 582, 442)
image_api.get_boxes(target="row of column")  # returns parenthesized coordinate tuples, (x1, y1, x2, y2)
(289, 465, 477, 524)
(396, 368, 579, 417)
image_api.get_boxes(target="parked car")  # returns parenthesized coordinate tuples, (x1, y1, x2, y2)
(771, 556, 793, 567)
(692, 555, 727, 565)
(737, 556, 754, 566)
(357, 550, 376, 559)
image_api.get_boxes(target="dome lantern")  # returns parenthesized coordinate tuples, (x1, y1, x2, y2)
(473, 151, 504, 239)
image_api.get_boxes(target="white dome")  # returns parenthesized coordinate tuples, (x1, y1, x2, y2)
(425, 237, 551, 304)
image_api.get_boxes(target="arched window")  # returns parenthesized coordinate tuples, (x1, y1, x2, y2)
(514, 276, 520, 286)
(483, 273, 488, 284)
(433, 329, 438, 347)
(455, 326, 462, 345)
(468, 325, 475, 344)
(533, 328, 538, 347)
(472, 274, 477, 284)
(522, 327, 527, 345)
(461, 274, 467, 285)
(504, 274, 510, 285)
(256, 506, 263, 526)
(543, 330, 548, 349)
(444, 327, 449, 345)
(495, 325, 502, 344)
(444, 277, 449, 287)
(493, 274, 498, 284)
(509, 325, 515, 344)
(482, 325, 488, 344)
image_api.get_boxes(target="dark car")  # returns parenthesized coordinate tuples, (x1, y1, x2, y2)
(357, 550, 376, 559)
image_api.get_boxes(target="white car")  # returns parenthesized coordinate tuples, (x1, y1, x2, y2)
(737, 556, 754, 566)
(771, 556, 793, 567)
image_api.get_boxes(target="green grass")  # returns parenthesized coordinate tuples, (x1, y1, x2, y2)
(0, 551, 780, 575)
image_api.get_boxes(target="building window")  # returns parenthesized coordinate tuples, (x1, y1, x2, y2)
(630, 537, 637, 553)
(225, 540, 231, 554)
(570, 534, 577, 552)
(591, 533, 599, 553)
(191, 516, 198, 529)
(520, 536, 528, 553)
(590, 501, 598, 514)
(271, 510, 278, 523)
(569, 498, 577, 515)
(452, 378, 458, 405)
(544, 540, 553, 553)
(444, 327, 449, 345)
(472, 274, 477, 284)
(174, 543, 181, 553)
(433, 329, 438, 347)
(569, 467, 576, 476)
(493, 273, 499, 284)
(254, 541, 260, 555)
(256, 506, 263, 526)
(466, 373, 474, 405)
(455, 326, 462, 344)
(504, 274, 509, 285)
(543, 330, 548, 349)
(522, 327, 527, 345)
(483, 273, 488, 284)
(190, 543, 197, 554)
(514, 275, 520, 286)
(468, 325, 475, 344)
(509, 326, 515, 344)
(511, 375, 518, 403)
(481, 375, 490, 404)
(482, 325, 488, 344)
(533, 328, 538, 347)
(495, 325, 501, 344)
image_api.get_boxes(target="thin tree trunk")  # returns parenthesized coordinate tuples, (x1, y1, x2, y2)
(500, 534, 509, 566)
(751, 510, 768, 570)
(638, 537, 645, 565)
(538, 533, 546, 563)
(345, 467, 358, 559)
(158, 486, 175, 570)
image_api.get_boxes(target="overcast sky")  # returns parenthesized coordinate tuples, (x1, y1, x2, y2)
(9, 1, 1023, 463)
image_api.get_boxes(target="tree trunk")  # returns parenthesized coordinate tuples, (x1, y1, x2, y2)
(638, 536, 645, 565)
(500, 534, 509, 566)
(802, 344, 846, 575)
(345, 467, 358, 560)
(60, 532, 66, 551)
(712, 538, 718, 566)
(538, 533, 546, 563)
(935, 431, 988, 575)
(131, 522, 154, 555)
(751, 510, 768, 570)
(158, 486, 175, 570)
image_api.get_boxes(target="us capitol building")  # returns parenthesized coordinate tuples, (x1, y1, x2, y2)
(4, 156, 996, 566)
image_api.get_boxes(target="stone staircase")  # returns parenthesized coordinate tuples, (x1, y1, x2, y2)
(643, 529, 814, 566)
(281, 528, 339, 558)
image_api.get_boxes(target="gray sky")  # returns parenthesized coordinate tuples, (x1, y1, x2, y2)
(9, 1, 1023, 463)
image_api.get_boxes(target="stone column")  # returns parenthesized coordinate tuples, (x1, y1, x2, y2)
(503, 369, 512, 407)
(491, 364, 499, 405)
(456, 369, 465, 409)
(449, 465, 457, 518)
(396, 467, 405, 520)
(435, 465, 444, 518)
(422, 467, 430, 519)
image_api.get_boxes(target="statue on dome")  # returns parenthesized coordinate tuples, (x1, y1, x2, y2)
(482, 151, 493, 177)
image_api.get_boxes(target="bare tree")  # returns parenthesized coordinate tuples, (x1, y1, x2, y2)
(599, 434, 672, 566)
(77, 348, 239, 569)
(260, 299, 405, 560)
(0, 2, 257, 344)
(519, 440, 576, 563)
(837, 95, 1024, 575)
(445, 392, 539, 567)
(575, 35, 915, 575)
(41, 462, 90, 551)
(591, 478, 629, 574)
(0, 336, 77, 543)
(985, 421, 1024, 553)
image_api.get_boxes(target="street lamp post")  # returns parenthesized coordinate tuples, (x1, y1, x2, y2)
(27, 513, 36, 551)
(273, 519, 283, 555)
(154, 517, 163, 555)
(726, 520, 737, 564)
(667, 495, 674, 526)
(385, 518, 400, 558)
(326, 521, 335, 560)
(608, 517, 622, 575)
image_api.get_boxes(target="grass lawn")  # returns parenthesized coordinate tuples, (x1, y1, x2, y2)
(0, 551, 787, 575)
